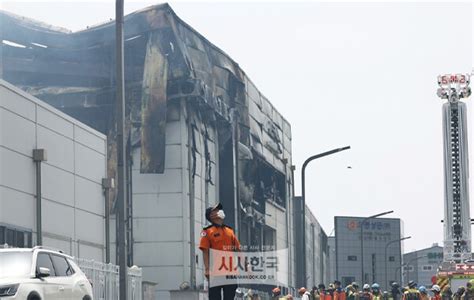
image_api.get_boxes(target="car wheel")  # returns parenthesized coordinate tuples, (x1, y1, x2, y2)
(83, 296, 92, 300)
(27, 293, 41, 300)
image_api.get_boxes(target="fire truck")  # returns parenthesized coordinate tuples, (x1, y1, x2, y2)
(435, 73, 472, 291)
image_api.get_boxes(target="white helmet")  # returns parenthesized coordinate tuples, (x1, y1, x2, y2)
(363, 284, 370, 290)
(432, 285, 441, 292)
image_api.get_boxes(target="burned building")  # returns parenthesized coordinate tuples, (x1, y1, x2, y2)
(1, 3, 295, 298)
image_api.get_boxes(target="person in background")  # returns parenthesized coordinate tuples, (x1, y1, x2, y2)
(335, 281, 347, 300)
(360, 284, 373, 300)
(299, 287, 312, 300)
(346, 282, 360, 300)
(453, 286, 465, 300)
(285, 295, 294, 300)
(319, 284, 327, 300)
(371, 283, 382, 300)
(418, 286, 429, 300)
(327, 284, 336, 300)
(402, 281, 420, 300)
(391, 283, 401, 300)
(462, 280, 474, 300)
(382, 291, 389, 300)
(430, 285, 441, 300)
(312, 286, 320, 300)
(272, 287, 281, 300)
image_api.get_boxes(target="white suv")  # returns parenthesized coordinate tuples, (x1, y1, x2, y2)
(0, 247, 93, 300)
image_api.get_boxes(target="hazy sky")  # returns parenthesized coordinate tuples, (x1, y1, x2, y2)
(2, 1, 473, 252)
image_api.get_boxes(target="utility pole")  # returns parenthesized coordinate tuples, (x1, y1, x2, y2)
(115, 0, 128, 299)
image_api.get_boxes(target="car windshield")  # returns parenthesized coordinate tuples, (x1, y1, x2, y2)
(0, 252, 33, 278)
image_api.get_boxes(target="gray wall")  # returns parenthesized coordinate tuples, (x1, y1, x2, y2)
(0, 79, 107, 260)
(403, 245, 443, 287)
(335, 216, 403, 290)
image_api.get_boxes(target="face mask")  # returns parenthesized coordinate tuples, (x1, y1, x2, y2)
(217, 210, 225, 220)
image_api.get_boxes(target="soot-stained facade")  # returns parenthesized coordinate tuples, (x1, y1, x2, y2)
(1, 4, 295, 298)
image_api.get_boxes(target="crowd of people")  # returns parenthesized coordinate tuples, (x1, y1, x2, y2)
(265, 279, 474, 300)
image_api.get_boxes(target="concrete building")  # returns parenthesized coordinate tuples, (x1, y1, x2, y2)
(403, 244, 443, 288)
(0, 79, 107, 261)
(328, 236, 336, 284)
(334, 216, 404, 290)
(298, 201, 331, 288)
(1, 4, 300, 298)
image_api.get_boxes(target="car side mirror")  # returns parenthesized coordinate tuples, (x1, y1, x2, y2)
(37, 267, 51, 278)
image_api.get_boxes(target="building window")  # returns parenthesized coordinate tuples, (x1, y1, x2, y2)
(422, 265, 433, 271)
(0, 225, 32, 248)
(348, 255, 357, 261)
(389, 256, 395, 262)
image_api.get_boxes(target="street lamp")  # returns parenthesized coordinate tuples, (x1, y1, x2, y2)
(385, 236, 411, 290)
(360, 210, 394, 284)
(298, 146, 351, 287)
(405, 255, 428, 284)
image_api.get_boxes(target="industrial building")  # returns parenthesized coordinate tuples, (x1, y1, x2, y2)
(334, 216, 404, 291)
(0, 79, 107, 261)
(0, 4, 334, 298)
(403, 244, 443, 288)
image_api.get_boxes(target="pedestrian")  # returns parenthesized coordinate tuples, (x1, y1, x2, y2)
(462, 280, 474, 299)
(335, 280, 347, 300)
(328, 284, 336, 300)
(372, 284, 382, 300)
(383, 291, 389, 300)
(346, 282, 360, 300)
(430, 285, 441, 300)
(244, 289, 254, 300)
(360, 284, 373, 300)
(285, 294, 294, 300)
(418, 286, 429, 300)
(299, 287, 312, 300)
(402, 281, 420, 300)
(199, 203, 241, 300)
(453, 286, 465, 300)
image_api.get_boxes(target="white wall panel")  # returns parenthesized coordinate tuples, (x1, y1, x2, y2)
(37, 106, 74, 138)
(37, 126, 74, 172)
(134, 242, 184, 266)
(0, 148, 35, 195)
(0, 108, 36, 156)
(0, 88, 36, 122)
(75, 176, 103, 214)
(0, 186, 35, 229)
(42, 163, 74, 206)
(42, 199, 75, 238)
(133, 193, 183, 218)
(74, 143, 105, 183)
(74, 125, 106, 155)
(133, 217, 183, 242)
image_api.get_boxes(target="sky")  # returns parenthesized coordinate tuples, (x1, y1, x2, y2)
(1, 0, 473, 253)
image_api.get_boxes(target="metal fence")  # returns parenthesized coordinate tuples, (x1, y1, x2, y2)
(76, 258, 142, 300)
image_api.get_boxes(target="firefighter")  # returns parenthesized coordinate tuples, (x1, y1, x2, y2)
(319, 284, 327, 300)
(430, 285, 441, 300)
(199, 203, 241, 300)
(346, 282, 360, 300)
(418, 286, 429, 300)
(311, 286, 320, 300)
(371, 284, 382, 300)
(328, 284, 336, 300)
(453, 286, 465, 300)
(402, 281, 420, 300)
(299, 287, 312, 300)
(462, 280, 474, 299)
(360, 284, 373, 300)
(335, 281, 347, 300)
(391, 282, 401, 300)
(272, 287, 281, 300)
